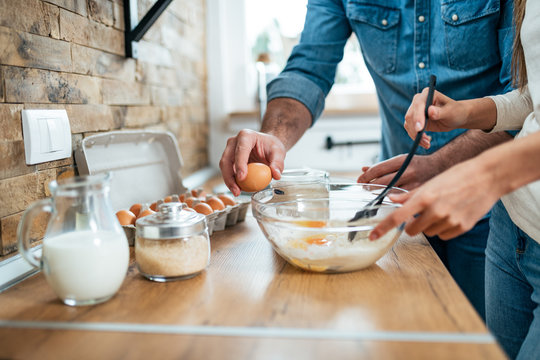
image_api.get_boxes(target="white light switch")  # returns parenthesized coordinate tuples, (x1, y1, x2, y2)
(22, 110, 72, 165)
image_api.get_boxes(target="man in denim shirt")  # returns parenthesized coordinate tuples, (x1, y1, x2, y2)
(219, 0, 513, 320)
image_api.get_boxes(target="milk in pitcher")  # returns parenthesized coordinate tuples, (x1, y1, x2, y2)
(42, 230, 129, 305)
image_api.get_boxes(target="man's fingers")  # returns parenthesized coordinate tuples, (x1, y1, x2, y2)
(219, 137, 242, 196)
(388, 191, 412, 204)
(233, 131, 256, 180)
(267, 147, 285, 180)
(357, 155, 405, 183)
(368, 173, 395, 186)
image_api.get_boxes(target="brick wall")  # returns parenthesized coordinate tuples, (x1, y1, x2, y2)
(0, 0, 208, 257)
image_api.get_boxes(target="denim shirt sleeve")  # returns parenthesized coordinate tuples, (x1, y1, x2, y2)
(266, 0, 352, 125)
(498, 0, 515, 94)
(497, 0, 519, 137)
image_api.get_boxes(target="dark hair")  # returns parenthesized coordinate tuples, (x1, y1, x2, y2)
(511, 0, 527, 90)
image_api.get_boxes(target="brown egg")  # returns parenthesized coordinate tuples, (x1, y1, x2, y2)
(179, 192, 189, 202)
(164, 195, 173, 203)
(138, 208, 156, 219)
(205, 195, 226, 211)
(217, 193, 236, 206)
(150, 202, 158, 211)
(129, 203, 142, 217)
(193, 202, 213, 215)
(191, 187, 207, 199)
(116, 210, 136, 226)
(236, 163, 272, 192)
(184, 196, 196, 208)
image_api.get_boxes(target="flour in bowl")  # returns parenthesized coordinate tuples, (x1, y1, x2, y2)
(266, 220, 400, 273)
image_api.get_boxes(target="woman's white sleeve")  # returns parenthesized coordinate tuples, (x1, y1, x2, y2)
(487, 87, 532, 132)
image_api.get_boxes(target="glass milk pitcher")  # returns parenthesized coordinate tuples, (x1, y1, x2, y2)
(17, 173, 129, 306)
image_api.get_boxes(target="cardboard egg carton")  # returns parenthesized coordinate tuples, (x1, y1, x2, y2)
(75, 130, 248, 245)
(139, 191, 249, 237)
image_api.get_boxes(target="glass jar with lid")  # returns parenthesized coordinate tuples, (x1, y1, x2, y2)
(269, 168, 330, 218)
(271, 168, 329, 188)
(270, 168, 329, 200)
(135, 202, 210, 282)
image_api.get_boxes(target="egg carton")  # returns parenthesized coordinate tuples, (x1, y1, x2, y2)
(206, 198, 250, 236)
(120, 197, 249, 245)
(75, 130, 250, 245)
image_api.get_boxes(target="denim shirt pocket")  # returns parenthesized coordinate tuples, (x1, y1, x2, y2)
(346, 1, 400, 74)
(441, 0, 501, 70)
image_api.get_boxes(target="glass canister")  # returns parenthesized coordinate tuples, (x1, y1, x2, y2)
(271, 168, 329, 188)
(17, 173, 129, 306)
(270, 168, 329, 200)
(135, 202, 210, 282)
(269, 168, 330, 218)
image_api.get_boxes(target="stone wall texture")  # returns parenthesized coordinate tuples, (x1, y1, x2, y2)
(0, 0, 208, 257)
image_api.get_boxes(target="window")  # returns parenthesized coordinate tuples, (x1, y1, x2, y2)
(246, 0, 375, 95)
(206, 0, 377, 119)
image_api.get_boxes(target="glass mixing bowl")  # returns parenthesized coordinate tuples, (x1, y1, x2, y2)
(251, 183, 407, 273)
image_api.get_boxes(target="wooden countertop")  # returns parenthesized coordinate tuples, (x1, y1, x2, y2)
(0, 213, 506, 359)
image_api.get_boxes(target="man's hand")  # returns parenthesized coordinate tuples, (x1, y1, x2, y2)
(219, 129, 286, 196)
(357, 154, 444, 191)
(219, 98, 312, 196)
(358, 130, 512, 191)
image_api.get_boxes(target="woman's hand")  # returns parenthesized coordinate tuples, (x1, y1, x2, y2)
(404, 89, 471, 149)
(369, 157, 502, 241)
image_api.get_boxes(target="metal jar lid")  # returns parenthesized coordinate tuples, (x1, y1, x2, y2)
(136, 202, 207, 239)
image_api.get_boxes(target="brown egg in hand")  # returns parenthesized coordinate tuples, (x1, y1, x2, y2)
(236, 163, 272, 192)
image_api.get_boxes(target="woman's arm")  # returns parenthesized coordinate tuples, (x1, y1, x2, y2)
(370, 130, 540, 240)
(404, 89, 498, 149)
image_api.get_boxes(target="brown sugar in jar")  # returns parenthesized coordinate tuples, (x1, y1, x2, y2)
(135, 202, 210, 281)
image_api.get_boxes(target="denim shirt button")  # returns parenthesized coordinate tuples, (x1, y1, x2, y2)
(418, 15, 425, 23)
(418, 62, 426, 69)
(452, 14, 459, 22)
(381, 19, 388, 26)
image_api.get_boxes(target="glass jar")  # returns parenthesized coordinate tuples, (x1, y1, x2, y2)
(135, 202, 210, 282)
(271, 168, 329, 188)
(270, 168, 330, 218)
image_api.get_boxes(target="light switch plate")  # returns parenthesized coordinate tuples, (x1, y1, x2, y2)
(22, 109, 72, 165)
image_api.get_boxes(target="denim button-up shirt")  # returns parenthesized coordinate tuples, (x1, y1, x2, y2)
(267, 0, 514, 160)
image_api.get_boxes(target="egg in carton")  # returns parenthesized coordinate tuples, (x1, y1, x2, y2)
(75, 131, 190, 246)
(75, 130, 253, 246)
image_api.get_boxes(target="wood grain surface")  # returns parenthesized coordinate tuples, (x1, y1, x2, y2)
(0, 212, 506, 359)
